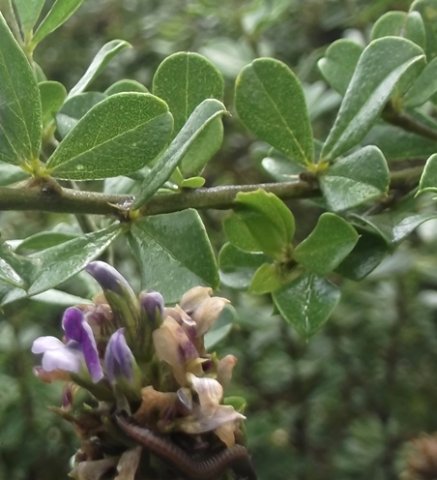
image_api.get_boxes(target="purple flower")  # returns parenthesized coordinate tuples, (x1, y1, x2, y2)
(139, 291, 164, 328)
(104, 329, 135, 383)
(32, 307, 103, 383)
(86, 261, 140, 331)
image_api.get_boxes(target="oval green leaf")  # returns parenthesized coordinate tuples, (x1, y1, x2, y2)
(28, 223, 121, 295)
(39, 81, 67, 127)
(68, 39, 131, 99)
(47, 93, 173, 180)
(320, 145, 390, 211)
(321, 37, 425, 161)
(272, 272, 341, 338)
(233, 189, 295, 259)
(235, 58, 314, 166)
(0, 13, 41, 166)
(318, 39, 363, 95)
(371, 10, 426, 48)
(153, 52, 225, 177)
(129, 209, 219, 303)
(294, 213, 358, 275)
(153, 52, 224, 133)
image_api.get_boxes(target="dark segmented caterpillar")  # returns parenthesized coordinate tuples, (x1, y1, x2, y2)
(115, 415, 256, 480)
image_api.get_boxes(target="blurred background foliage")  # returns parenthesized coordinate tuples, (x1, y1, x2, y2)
(1, 0, 436, 479)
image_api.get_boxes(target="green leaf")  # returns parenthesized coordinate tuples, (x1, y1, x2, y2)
(56, 92, 106, 138)
(272, 272, 340, 338)
(0, 162, 28, 186)
(318, 39, 363, 95)
(404, 57, 437, 107)
(0, 249, 26, 288)
(68, 40, 131, 99)
(39, 81, 67, 127)
(129, 209, 219, 303)
(356, 207, 437, 244)
(15, 231, 77, 253)
(0, 13, 41, 166)
(180, 176, 206, 188)
(250, 262, 285, 294)
(31, 0, 84, 47)
(105, 80, 148, 95)
(321, 37, 425, 161)
(364, 124, 437, 160)
(219, 242, 267, 290)
(320, 146, 390, 211)
(261, 151, 305, 181)
(294, 213, 358, 275)
(0, 240, 33, 288)
(223, 214, 263, 253)
(336, 230, 389, 280)
(411, 0, 437, 60)
(28, 223, 121, 295)
(371, 11, 426, 48)
(133, 99, 226, 208)
(235, 58, 314, 166)
(233, 189, 295, 259)
(47, 93, 173, 180)
(13, 0, 45, 35)
(153, 52, 225, 177)
(153, 52, 224, 133)
(418, 153, 437, 194)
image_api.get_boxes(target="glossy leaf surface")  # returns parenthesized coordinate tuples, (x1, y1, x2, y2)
(320, 146, 390, 211)
(28, 223, 121, 295)
(273, 273, 340, 338)
(133, 99, 226, 207)
(129, 210, 219, 303)
(235, 58, 314, 166)
(153, 52, 224, 177)
(336, 230, 389, 280)
(294, 213, 358, 275)
(232, 189, 295, 259)
(48, 93, 173, 180)
(68, 40, 131, 98)
(318, 39, 363, 95)
(321, 37, 425, 160)
(219, 243, 267, 289)
(0, 13, 41, 166)
(153, 52, 224, 132)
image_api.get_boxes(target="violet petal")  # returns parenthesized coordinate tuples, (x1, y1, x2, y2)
(80, 321, 104, 382)
(104, 328, 134, 382)
(62, 307, 85, 342)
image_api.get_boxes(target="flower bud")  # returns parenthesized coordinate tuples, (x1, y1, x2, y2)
(139, 291, 164, 329)
(86, 261, 140, 336)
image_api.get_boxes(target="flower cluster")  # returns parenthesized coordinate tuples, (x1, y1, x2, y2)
(32, 261, 252, 480)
